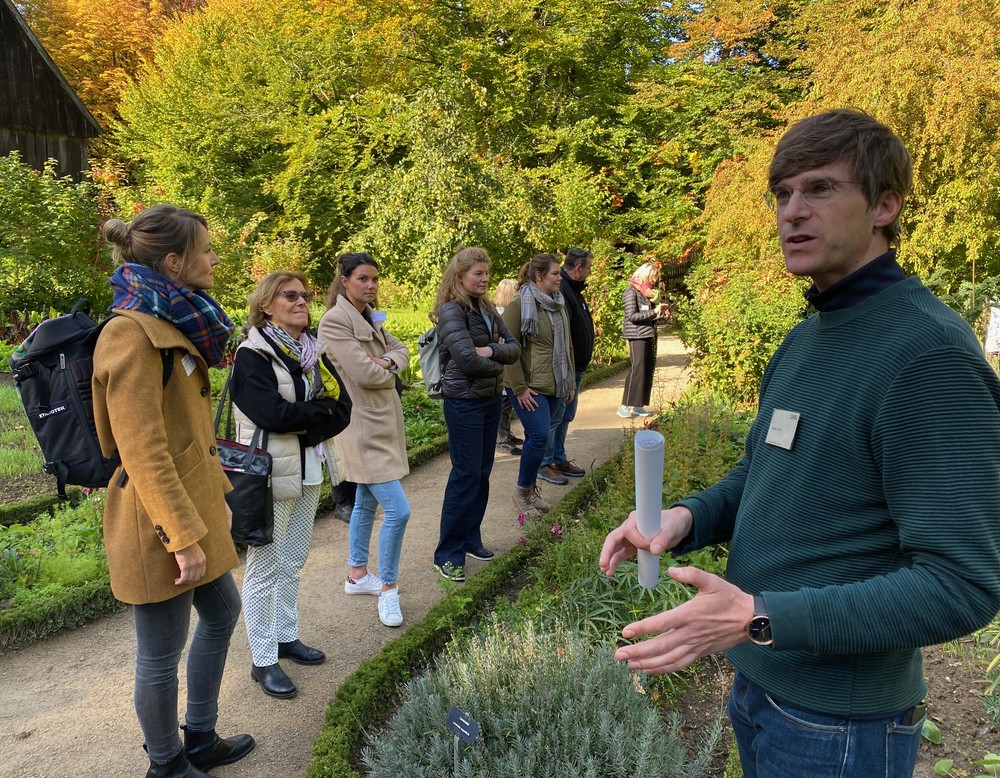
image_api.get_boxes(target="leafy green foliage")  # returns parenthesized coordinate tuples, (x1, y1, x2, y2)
(0, 154, 111, 316)
(362, 618, 721, 777)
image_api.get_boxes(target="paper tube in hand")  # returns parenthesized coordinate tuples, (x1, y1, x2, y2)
(634, 429, 665, 589)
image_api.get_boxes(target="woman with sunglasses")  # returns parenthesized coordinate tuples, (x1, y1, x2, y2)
(230, 271, 351, 699)
(318, 253, 411, 628)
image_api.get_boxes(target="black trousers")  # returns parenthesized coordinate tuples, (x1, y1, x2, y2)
(622, 337, 656, 407)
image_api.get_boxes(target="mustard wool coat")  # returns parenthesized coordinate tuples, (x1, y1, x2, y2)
(317, 296, 409, 485)
(92, 310, 238, 605)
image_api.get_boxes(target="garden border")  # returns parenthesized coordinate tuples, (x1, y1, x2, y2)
(306, 446, 626, 778)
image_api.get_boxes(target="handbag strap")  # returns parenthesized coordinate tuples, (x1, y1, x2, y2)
(215, 366, 270, 465)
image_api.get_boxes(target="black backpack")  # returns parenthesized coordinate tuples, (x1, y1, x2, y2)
(8, 299, 172, 499)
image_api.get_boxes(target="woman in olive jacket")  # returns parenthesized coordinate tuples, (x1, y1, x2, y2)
(92, 205, 254, 778)
(502, 254, 575, 518)
(432, 247, 520, 580)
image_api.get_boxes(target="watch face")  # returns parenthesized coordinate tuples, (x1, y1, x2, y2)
(747, 616, 773, 646)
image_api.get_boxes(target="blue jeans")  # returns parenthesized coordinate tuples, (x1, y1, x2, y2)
(348, 480, 411, 586)
(435, 396, 501, 569)
(133, 572, 241, 763)
(727, 672, 924, 778)
(545, 371, 584, 465)
(506, 389, 561, 488)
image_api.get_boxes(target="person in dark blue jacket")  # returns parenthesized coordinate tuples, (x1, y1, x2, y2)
(432, 247, 521, 581)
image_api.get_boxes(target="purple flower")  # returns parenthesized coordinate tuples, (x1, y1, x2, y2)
(551, 523, 562, 537)
(517, 513, 525, 526)
(518, 536, 527, 546)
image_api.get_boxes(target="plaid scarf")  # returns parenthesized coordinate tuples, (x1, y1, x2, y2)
(110, 263, 234, 367)
(518, 282, 572, 398)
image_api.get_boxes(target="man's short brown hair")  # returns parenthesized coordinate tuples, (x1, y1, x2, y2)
(769, 108, 912, 245)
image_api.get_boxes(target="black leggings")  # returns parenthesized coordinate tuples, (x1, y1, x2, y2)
(622, 338, 656, 407)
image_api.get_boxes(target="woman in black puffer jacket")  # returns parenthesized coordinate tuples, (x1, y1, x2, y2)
(432, 247, 521, 581)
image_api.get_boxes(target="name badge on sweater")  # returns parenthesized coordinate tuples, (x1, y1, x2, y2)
(182, 354, 197, 376)
(765, 409, 799, 450)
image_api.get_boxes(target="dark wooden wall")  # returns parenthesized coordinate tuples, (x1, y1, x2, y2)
(0, 0, 100, 179)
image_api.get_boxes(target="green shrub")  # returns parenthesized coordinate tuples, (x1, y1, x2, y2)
(362, 618, 721, 778)
(0, 153, 111, 317)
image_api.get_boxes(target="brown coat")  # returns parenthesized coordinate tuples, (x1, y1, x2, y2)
(317, 296, 409, 484)
(92, 310, 238, 604)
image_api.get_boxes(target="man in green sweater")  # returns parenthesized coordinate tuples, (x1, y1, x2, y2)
(600, 109, 1000, 777)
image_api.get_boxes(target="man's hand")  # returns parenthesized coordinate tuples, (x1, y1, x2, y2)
(614, 566, 755, 675)
(174, 542, 207, 585)
(599, 506, 694, 577)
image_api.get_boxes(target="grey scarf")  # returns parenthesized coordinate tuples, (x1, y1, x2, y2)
(519, 282, 572, 398)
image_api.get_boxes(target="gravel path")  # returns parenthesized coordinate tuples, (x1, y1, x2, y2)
(0, 334, 689, 778)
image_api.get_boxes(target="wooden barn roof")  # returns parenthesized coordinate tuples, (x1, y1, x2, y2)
(0, 0, 102, 138)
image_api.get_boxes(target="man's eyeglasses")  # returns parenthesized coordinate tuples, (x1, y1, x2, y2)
(765, 178, 863, 211)
(277, 290, 315, 303)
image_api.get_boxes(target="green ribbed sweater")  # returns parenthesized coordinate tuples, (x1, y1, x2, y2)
(680, 277, 1000, 716)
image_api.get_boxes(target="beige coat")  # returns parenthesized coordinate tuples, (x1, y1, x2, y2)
(317, 296, 409, 484)
(93, 311, 238, 605)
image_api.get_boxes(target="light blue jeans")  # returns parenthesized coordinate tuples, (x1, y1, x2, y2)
(348, 480, 411, 586)
(727, 672, 924, 778)
(544, 371, 584, 466)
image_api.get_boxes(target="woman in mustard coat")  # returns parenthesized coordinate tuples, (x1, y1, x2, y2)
(92, 205, 254, 778)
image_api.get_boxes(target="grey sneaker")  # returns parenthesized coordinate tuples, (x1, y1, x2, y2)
(537, 464, 568, 485)
(529, 484, 551, 513)
(617, 405, 638, 418)
(513, 486, 541, 517)
(378, 588, 403, 627)
(344, 572, 383, 596)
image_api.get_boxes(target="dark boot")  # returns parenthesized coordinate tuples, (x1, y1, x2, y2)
(182, 725, 256, 771)
(251, 662, 297, 699)
(145, 749, 212, 778)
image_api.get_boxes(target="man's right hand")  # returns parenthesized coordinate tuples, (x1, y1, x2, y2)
(174, 542, 207, 585)
(599, 506, 694, 577)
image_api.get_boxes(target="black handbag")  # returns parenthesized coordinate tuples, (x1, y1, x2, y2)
(215, 372, 274, 546)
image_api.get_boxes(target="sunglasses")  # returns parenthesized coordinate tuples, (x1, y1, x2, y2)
(277, 290, 315, 303)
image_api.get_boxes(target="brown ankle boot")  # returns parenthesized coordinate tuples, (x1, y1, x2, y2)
(528, 483, 551, 513)
(513, 485, 541, 516)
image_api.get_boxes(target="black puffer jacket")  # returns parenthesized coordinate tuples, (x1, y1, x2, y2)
(622, 286, 659, 340)
(438, 300, 521, 399)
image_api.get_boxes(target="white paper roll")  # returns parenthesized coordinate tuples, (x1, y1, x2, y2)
(634, 429, 665, 589)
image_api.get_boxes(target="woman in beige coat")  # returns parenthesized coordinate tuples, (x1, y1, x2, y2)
(92, 205, 254, 778)
(318, 253, 410, 628)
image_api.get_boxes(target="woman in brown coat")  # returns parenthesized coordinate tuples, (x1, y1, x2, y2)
(92, 205, 254, 778)
(318, 253, 410, 629)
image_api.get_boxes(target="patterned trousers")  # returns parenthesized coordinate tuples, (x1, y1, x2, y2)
(242, 484, 320, 666)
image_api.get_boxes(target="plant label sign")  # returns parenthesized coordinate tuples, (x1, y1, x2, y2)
(446, 705, 480, 744)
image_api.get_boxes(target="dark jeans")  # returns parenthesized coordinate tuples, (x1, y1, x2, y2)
(497, 393, 517, 444)
(506, 389, 560, 488)
(133, 572, 241, 763)
(727, 672, 923, 778)
(622, 337, 656, 407)
(435, 396, 501, 569)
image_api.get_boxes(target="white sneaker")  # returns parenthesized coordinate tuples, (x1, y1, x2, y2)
(344, 572, 383, 596)
(378, 588, 403, 627)
(617, 405, 637, 418)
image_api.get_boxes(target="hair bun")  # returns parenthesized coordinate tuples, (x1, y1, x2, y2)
(101, 218, 130, 246)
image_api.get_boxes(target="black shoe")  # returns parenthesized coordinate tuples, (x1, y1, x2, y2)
(467, 547, 495, 561)
(278, 639, 326, 665)
(251, 663, 297, 699)
(146, 749, 212, 778)
(183, 726, 256, 771)
(332, 502, 353, 522)
(496, 441, 522, 455)
(510, 434, 524, 445)
(537, 464, 569, 485)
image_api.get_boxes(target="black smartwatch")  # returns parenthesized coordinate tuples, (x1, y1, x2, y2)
(746, 594, 773, 646)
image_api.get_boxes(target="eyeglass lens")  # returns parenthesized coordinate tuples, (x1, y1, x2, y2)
(279, 290, 314, 302)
